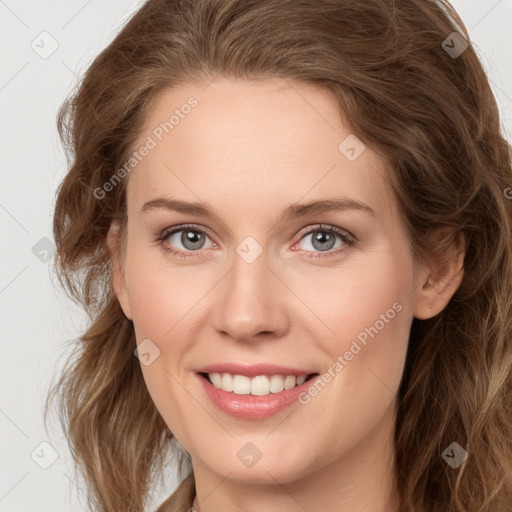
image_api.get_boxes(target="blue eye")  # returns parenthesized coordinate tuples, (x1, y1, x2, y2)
(156, 223, 355, 259)
(293, 225, 355, 258)
(161, 225, 214, 254)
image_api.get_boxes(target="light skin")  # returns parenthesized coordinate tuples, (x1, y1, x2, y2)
(108, 77, 465, 512)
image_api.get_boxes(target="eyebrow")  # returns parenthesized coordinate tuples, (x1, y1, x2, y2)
(141, 196, 376, 223)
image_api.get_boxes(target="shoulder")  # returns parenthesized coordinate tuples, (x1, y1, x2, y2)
(155, 472, 196, 512)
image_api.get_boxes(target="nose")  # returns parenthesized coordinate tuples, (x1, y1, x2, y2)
(211, 248, 291, 343)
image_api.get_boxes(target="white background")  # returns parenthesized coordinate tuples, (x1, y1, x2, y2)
(1, 1, 511, 511)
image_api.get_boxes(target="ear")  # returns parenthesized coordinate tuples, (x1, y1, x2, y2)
(413, 229, 465, 320)
(106, 219, 133, 321)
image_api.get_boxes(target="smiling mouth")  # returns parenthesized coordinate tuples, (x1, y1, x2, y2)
(199, 372, 319, 396)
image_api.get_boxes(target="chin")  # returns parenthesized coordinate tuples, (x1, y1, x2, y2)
(195, 440, 318, 485)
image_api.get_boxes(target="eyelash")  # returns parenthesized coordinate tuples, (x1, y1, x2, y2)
(155, 223, 356, 259)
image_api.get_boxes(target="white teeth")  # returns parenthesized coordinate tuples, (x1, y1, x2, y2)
(284, 375, 296, 389)
(251, 375, 270, 396)
(296, 374, 307, 385)
(221, 373, 234, 392)
(210, 372, 222, 388)
(269, 374, 284, 393)
(233, 375, 251, 394)
(207, 372, 310, 396)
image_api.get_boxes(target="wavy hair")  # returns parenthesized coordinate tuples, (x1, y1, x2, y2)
(44, 0, 512, 511)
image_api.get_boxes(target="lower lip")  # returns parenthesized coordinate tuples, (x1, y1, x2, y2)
(196, 373, 319, 419)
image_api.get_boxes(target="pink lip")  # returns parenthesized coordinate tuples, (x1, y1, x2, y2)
(195, 371, 320, 420)
(195, 362, 316, 377)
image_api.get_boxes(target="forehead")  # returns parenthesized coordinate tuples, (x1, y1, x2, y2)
(127, 78, 393, 222)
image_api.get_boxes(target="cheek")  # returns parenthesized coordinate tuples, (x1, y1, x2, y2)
(125, 251, 200, 441)
(297, 247, 414, 355)
(124, 245, 206, 342)
(310, 248, 414, 410)
(292, 264, 413, 468)
(124, 247, 210, 431)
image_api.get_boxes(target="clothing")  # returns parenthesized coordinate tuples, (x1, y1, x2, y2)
(155, 473, 196, 512)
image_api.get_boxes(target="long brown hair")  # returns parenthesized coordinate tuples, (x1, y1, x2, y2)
(45, 1, 512, 510)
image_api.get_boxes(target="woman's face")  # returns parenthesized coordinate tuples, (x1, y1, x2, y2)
(111, 78, 431, 485)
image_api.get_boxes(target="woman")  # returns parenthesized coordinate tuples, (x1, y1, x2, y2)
(45, 0, 512, 511)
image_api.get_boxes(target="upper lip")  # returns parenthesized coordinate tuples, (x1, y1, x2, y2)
(196, 363, 318, 377)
